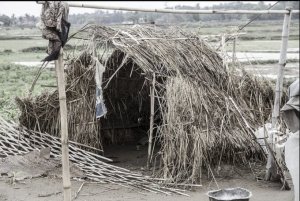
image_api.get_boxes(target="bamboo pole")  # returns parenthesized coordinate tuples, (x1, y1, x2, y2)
(147, 72, 155, 169)
(265, 8, 292, 181)
(221, 34, 225, 66)
(36, 2, 300, 14)
(55, 49, 72, 201)
(221, 34, 228, 70)
(232, 36, 237, 64)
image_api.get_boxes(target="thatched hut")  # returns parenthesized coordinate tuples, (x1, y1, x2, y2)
(16, 25, 275, 183)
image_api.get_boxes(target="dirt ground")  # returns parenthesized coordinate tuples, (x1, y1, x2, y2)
(0, 175, 294, 201)
(0, 144, 295, 201)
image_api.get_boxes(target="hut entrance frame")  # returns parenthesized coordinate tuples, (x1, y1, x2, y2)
(36, 2, 299, 200)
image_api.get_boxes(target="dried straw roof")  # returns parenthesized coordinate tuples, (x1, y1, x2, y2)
(17, 24, 275, 184)
(86, 24, 225, 80)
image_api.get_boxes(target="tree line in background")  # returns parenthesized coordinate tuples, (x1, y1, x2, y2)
(0, 1, 299, 27)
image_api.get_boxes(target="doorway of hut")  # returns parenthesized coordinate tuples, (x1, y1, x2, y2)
(99, 50, 161, 170)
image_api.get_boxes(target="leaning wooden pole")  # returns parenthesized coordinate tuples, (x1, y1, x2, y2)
(266, 7, 292, 181)
(55, 48, 72, 200)
(147, 72, 156, 169)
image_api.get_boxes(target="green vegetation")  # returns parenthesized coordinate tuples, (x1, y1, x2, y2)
(0, 38, 47, 52)
(0, 51, 45, 62)
(0, 37, 81, 52)
(0, 27, 40, 35)
(226, 40, 299, 52)
(191, 21, 299, 41)
(0, 63, 56, 120)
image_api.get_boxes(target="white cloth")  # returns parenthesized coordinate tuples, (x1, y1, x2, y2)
(255, 123, 272, 154)
(94, 56, 107, 119)
(288, 78, 299, 98)
(281, 78, 300, 132)
(285, 131, 299, 201)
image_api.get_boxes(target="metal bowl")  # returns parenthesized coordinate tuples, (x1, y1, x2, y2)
(207, 187, 252, 201)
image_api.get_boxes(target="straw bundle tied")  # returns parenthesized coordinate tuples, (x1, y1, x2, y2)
(16, 24, 277, 184)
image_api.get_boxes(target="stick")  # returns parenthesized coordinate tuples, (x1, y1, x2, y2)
(55, 48, 72, 201)
(29, 61, 49, 96)
(41, 84, 57, 88)
(147, 72, 155, 169)
(38, 191, 62, 197)
(73, 182, 85, 200)
(164, 183, 202, 187)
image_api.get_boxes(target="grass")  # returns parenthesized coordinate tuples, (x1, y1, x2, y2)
(231, 59, 299, 66)
(0, 27, 41, 36)
(0, 26, 80, 37)
(0, 38, 82, 52)
(190, 20, 299, 40)
(225, 40, 299, 52)
(195, 26, 299, 39)
(0, 52, 46, 62)
(0, 63, 56, 120)
(0, 39, 47, 52)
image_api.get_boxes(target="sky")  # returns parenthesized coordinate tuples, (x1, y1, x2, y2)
(0, 1, 269, 17)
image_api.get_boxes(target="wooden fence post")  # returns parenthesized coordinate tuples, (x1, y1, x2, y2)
(55, 48, 72, 201)
(266, 7, 292, 181)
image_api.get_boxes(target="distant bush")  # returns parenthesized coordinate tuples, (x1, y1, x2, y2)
(21, 46, 46, 53)
(2, 65, 10, 70)
(0, 36, 32, 40)
(0, 63, 26, 71)
(21, 44, 74, 53)
(3, 49, 12, 53)
(63, 44, 74, 50)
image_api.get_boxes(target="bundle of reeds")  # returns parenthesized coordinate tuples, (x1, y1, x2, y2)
(16, 53, 103, 149)
(16, 24, 279, 184)
(159, 72, 274, 183)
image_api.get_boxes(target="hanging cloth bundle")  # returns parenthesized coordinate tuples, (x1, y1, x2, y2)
(38, 1, 71, 61)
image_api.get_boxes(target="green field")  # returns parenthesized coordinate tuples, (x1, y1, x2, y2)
(0, 38, 83, 53)
(0, 63, 56, 120)
(0, 39, 47, 52)
(0, 27, 41, 36)
(0, 52, 46, 62)
(226, 40, 299, 52)
(185, 20, 299, 39)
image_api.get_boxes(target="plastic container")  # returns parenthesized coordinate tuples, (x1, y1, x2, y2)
(207, 187, 252, 201)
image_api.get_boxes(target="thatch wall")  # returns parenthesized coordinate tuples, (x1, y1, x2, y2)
(16, 25, 275, 183)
